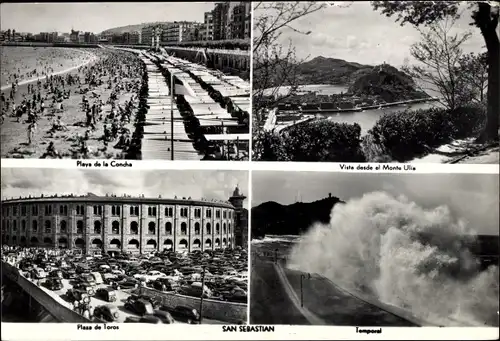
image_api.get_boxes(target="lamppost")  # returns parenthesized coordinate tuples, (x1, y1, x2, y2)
(199, 264, 207, 324)
(300, 273, 311, 307)
(169, 71, 180, 160)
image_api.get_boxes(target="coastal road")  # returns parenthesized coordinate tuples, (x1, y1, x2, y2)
(251, 247, 416, 326)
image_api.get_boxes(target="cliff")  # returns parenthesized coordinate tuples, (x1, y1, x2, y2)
(251, 196, 344, 238)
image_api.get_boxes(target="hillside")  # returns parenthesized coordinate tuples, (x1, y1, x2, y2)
(251, 195, 344, 238)
(295, 56, 372, 85)
(100, 22, 171, 35)
(348, 63, 429, 102)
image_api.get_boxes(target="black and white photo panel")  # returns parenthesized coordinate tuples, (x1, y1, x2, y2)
(252, 1, 499, 163)
(1, 2, 250, 161)
(250, 170, 499, 327)
(1, 168, 249, 324)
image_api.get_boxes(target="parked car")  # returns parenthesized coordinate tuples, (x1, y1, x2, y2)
(49, 270, 63, 279)
(160, 305, 200, 324)
(31, 268, 47, 279)
(62, 268, 78, 280)
(78, 273, 96, 286)
(44, 277, 64, 291)
(133, 270, 167, 282)
(153, 310, 175, 324)
(95, 288, 117, 302)
(127, 294, 160, 310)
(66, 289, 89, 302)
(93, 304, 120, 322)
(124, 315, 162, 324)
(124, 298, 154, 316)
(112, 277, 139, 290)
(73, 283, 96, 296)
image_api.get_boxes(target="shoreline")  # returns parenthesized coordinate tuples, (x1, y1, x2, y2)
(1, 48, 100, 92)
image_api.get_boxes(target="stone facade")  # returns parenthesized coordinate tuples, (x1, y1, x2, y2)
(1, 195, 239, 255)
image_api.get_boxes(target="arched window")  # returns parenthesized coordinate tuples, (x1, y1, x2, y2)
(164, 239, 173, 250)
(223, 223, 226, 234)
(181, 222, 187, 235)
(32, 220, 38, 233)
(146, 239, 157, 249)
(43, 237, 53, 245)
(76, 220, 84, 234)
(215, 238, 220, 247)
(206, 223, 211, 235)
(216, 223, 220, 234)
(193, 239, 201, 248)
(194, 222, 200, 235)
(60, 220, 67, 233)
(110, 239, 121, 249)
(130, 221, 139, 234)
(128, 239, 140, 249)
(165, 222, 172, 235)
(179, 239, 188, 249)
(94, 221, 101, 234)
(148, 222, 156, 235)
(92, 239, 103, 249)
(228, 223, 231, 233)
(205, 238, 212, 248)
(44, 220, 51, 233)
(30, 236, 39, 244)
(74, 238, 85, 248)
(111, 221, 120, 234)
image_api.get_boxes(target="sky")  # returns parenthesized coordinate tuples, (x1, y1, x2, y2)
(1, 169, 249, 209)
(0, 2, 215, 34)
(260, 1, 488, 66)
(252, 171, 499, 236)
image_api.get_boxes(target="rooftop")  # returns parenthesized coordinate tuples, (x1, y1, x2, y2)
(1, 193, 235, 209)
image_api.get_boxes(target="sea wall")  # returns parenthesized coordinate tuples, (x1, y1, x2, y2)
(138, 286, 247, 323)
(1, 262, 90, 323)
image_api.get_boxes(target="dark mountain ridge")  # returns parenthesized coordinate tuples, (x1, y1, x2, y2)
(251, 195, 344, 238)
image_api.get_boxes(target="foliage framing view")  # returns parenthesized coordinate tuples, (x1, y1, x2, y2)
(252, 1, 499, 162)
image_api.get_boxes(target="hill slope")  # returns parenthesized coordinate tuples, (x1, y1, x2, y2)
(100, 22, 170, 35)
(251, 196, 344, 238)
(348, 63, 429, 102)
(295, 56, 372, 85)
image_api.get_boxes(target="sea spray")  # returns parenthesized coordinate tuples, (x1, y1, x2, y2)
(287, 192, 499, 326)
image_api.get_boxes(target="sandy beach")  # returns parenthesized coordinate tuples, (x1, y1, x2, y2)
(0, 46, 96, 89)
(0, 47, 144, 159)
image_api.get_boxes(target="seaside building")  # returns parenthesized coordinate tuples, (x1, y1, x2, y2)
(211, 2, 251, 41)
(69, 30, 84, 43)
(123, 31, 141, 45)
(203, 11, 214, 40)
(84, 32, 98, 44)
(1, 189, 247, 255)
(161, 21, 202, 43)
(142, 24, 168, 47)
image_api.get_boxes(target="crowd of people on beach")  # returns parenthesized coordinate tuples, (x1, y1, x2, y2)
(0, 48, 145, 158)
(0, 47, 92, 87)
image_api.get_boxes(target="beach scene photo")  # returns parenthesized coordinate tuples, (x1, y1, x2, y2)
(0, 2, 250, 160)
(252, 1, 499, 163)
(251, 171, 499, 327)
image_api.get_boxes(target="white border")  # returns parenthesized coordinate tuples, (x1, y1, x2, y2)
(0, 324, 498, 340)
(1, 159, 498, 174)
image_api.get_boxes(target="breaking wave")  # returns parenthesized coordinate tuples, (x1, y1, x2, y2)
(287, 192, 499, 326)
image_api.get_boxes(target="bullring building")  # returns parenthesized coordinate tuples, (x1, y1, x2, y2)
(1, 188, 247, 255)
